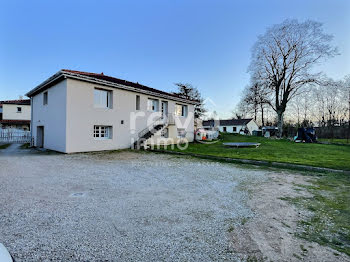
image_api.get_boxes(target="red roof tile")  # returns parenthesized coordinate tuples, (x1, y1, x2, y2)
(0, 99, 30, 105)
(61, 69, 197, 102)
(0, 120, 31, 124)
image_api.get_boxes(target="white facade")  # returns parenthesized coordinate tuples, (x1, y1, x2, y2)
(2, 104, 31, 121)
(0, 101, 31, 130)
(29, 73, 195, 153)
(218, 120, 259, 135)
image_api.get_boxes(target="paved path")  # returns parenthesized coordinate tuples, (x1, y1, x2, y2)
(0, 143, 22, 154)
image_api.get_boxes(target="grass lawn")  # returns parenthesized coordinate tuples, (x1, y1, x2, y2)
(281, 172, 350, 256)
(0, 143, 11, 149)
(161, 133, 350, 170)
(20, 143, 31, 149)
(318, 138, 350, 144)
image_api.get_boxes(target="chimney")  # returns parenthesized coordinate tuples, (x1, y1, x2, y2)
(101, 72, 104, 75)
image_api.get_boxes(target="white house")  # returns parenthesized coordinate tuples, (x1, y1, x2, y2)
(202, 118, 259, 135)
(0, 99, 31, 130)
(26, 69, 196, 153)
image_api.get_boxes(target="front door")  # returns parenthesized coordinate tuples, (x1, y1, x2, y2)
(37, 126, 44, 148)
(161, 101, 168, 118)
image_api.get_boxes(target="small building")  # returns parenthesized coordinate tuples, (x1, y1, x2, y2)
(262, 126, 278, 137)
(26, 69, 196, 153)
(0, 99, 31, 130)
(202, 118, 259, 135)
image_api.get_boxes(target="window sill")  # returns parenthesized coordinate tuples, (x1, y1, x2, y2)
(94, 107, 112, 110)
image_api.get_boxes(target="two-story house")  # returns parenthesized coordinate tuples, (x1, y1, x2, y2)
(0, 99, 31, 130)
(26, 70, 196, 153)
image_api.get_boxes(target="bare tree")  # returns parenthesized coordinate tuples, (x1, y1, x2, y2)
(232, 99, 250, 120)
(344, 75, 350, 142)
(248, 19, 338, 137)
(173, 83, 207, 118)
(242, 81, 270, 126)
(288, 89, 313, 126)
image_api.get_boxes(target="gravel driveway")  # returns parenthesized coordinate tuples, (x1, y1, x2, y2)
(0, 150, 269, 261)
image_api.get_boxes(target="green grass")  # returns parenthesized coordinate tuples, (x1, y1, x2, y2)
(318, 138, 350, 144)
(281, 172, 350, 256)
(161, 133, 350, 170)
(20, 143, 30, 149)
(0, 143, 11, 149)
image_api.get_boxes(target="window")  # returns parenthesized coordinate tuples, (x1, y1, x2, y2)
(94, 88, 112, 108)
(136, 95, 140, 110)
(161, 128, 169, 138)
(177, 128, 186, 138)
(17, 107, 22, 113)
(147, 98, 159, 112)
(223, 127, 227, 132)
(43, 91, 48, 105)
(175, 104, 188, 117)
(233, 126, 237, 132)
(93, 126, 112, 139)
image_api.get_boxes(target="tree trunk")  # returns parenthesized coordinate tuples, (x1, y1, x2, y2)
(277, 110, 284, 138)
(260, 104, 265, 126)
(254, 105, 257, 122)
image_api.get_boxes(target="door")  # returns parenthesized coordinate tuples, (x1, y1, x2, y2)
(161, 101, 168, 118)
(37, 126, 44, 148)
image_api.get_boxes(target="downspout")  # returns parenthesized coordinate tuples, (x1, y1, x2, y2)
(30, 97, 33, 146)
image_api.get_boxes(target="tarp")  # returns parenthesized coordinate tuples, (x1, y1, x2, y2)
(295, 128, 317, 143)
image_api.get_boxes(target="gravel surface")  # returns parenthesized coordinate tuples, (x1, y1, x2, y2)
(0, 150, 269, 261)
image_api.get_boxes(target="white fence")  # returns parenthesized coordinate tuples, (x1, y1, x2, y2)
(0, 129, 32, 143)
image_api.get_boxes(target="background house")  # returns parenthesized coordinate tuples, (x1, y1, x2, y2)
(0, 99, 31, 130)
(202, 118, 259, 135)
(26, 69, 196, 153)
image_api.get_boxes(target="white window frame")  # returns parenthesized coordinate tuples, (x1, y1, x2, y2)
(175, 104, 188, 117)
(94, 88, 112, 109)
(177, 128, 186, 138)
(93, 125, 112, 140)
(147, 98, 159, 112)
(161, 128, 169, 138)
(17, 107, 22, 113)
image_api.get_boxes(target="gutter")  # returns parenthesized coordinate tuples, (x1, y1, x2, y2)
(30, 97, 33, 144)
(64, 73, 198, 105)
(25, 71, 64, 97)
(26, 70, 198, 105)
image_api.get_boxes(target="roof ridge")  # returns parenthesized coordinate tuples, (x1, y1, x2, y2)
(60, 69, 197, 102)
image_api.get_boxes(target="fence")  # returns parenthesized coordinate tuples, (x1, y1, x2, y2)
(0, 129, 32, 143)
(283, 125, 350, 139)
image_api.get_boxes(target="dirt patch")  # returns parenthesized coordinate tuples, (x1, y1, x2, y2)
(230, 171, 350, 261)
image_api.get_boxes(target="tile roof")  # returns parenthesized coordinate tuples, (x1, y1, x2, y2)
(26, 69, 197, 104)
(0, 99, 30, 105)
(0, 120, 31, 124)
(220, 118, 253, 126)
(203, 118, 253, 127)
(61, 69, 196, 102)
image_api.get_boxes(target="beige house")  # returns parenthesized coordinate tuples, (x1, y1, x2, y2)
(26, 69, 196, 153)
(0, 99, 31, 130)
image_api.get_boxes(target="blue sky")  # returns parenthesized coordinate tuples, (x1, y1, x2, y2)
(0, 0, 349, 118)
